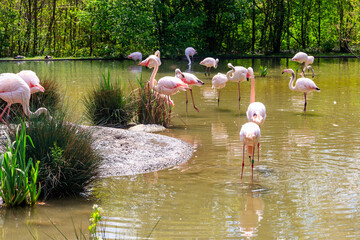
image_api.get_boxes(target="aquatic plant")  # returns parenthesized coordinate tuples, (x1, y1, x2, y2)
(0, 121, 41, 207)
(7, 110, 102, 199)
(89, 204, 103, 240)
(83, 71, 135, 127)
(260, 66, 268, 77)
(135, 77, 171, 127)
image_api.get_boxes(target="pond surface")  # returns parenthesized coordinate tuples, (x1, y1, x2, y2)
(0, 57, 360, 239)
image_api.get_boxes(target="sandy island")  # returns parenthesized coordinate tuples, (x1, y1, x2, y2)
(83, 125, 193, 177)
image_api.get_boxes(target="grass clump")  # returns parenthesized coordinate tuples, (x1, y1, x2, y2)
(7, 111, 102, 199)
(135, 78, 171, 127)
(0, 121, 41, 207)
(83, 71, 135, 127)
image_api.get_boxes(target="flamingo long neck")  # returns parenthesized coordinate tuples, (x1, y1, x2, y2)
(226, 69, 235, 81)
(288, 70, 296, 91)
(186, 54, 191, 65)
(23, 104, 52, 119)
(149, 62, 159, 90)
(250, 75, 255, 103)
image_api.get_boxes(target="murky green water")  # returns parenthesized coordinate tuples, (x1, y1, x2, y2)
(0, 57, 360, 239)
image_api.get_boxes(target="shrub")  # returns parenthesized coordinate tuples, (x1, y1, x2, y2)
(0, 121, 41, 207)
(7, 111, 102, 199)
(83, 71, 135, 127)
(135, 78, 171, 127)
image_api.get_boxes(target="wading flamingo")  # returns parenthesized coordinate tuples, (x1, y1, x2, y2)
(301, 65, 315, 78)
(127, 52, 142, 63)
(138, 52, 161, 90)
(291, 52, 314, 76)
(211, 73, 228, 107)
(200, 57, 219, 76)
(185, 47, 196, 65)
(175, 68, 203, 112)
(240, 122, 261, 180)
(226, 63, 250, 110)
(0, 73, 51, 125)
(246, 67, 266, 127)
(282, 69, 320, 113)
(246, 67, 266, 163)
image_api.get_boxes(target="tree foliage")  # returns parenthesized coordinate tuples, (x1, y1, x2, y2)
(0, 0, 359, 57)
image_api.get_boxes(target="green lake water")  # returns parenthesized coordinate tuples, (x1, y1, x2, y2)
(0, 57, 359, 239)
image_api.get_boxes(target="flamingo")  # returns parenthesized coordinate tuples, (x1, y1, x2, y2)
(282, 69, 320, 113)
(17, 70, 45, 94)
(246, 67, 266, 127)
(240, 122, 261, 180)
(175, 68, 203, 112)
(246, 67, 266, 163)
(226, 63, 250, 110)
(200, 57, 219, 76)
(185, 47, 196, 65)
(291, 52, 314, 76)
(301, 65, 315, 78)
(211, 73, 228, 107)
(138, 53, 161, 90)
(127, 52, 142, 63)
(0, 73, 51, 125)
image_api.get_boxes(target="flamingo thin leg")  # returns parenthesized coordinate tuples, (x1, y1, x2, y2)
(188, 88, 199, 112)
(0, 104, 10, 126)
(251, 146, 255, 181)
(238, 82, 241, 111)
(304, 92, 307, 112)
(258, 142, 260, 163)
(218, 89, 221, 107)
(241, 145, 245, 180)
(185, 90, 188, 113)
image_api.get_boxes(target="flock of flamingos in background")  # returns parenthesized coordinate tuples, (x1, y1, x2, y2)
(129, 47, 320, 179)
(0, 49, 320, 180)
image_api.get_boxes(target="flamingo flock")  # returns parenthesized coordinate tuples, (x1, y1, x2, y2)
(134, 49, 319, 181)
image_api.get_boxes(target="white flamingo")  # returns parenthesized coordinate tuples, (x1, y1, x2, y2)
(138, 53, 161, 90)
(282, 69, 320, 112)
(17, 70, 45, 94)
(200, 57, 219, 76)
(0, 73, 51, 125)
(240, 122, 261, 180)
(211, 73, 228, 107)
(127, 52, 142, 63)
(226, 63, 249, 110)
(175, 68, 203, 112)
(185, 47, 196, 65)
(291, 52, 314, 76)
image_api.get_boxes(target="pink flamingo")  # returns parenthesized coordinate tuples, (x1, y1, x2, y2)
(211, 73, 228, 107)
(246, 67, 266, 127)
(17, 70, 45, 94)
(0, 73, 51, 125)
(127, 52, 142, 63)
(282, 69, 320, 112)
(226, 63, 250, 110)
(200, 57, 219, 76)
(138, 53, 161, 90)
(240, 122, 261, 180)
(291, 52, 314, 76)
(185, 47, 196, 65)
(175, 68, 203, 112)
(246, 67, 266, 163)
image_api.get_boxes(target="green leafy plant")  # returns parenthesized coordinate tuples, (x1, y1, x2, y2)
(83, 71, 135, 127)
(135, 77, 171, 127)
(89, 204, 103, 240)
(260, 66, 268, 77)
(7, 110, 102, 199)
(0, 120, 41, 207)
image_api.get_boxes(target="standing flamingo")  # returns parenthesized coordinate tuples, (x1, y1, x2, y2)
(0, 73, 51, 125)
(211, 73, 228, 107)
(246, 67, 266, 127)
(127, 52, 142, 63)
(291, 52, 314, 76)
(240, 122, 261, 180)
(282, 69, 320, 113)
(226, 63, 250, 110)
(175, 68, 203, 112)
(200, 57, 219, 76)
(138, 53, 161, 90)
(246, 67, 266, 163)
(185, 47, 196, 65)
